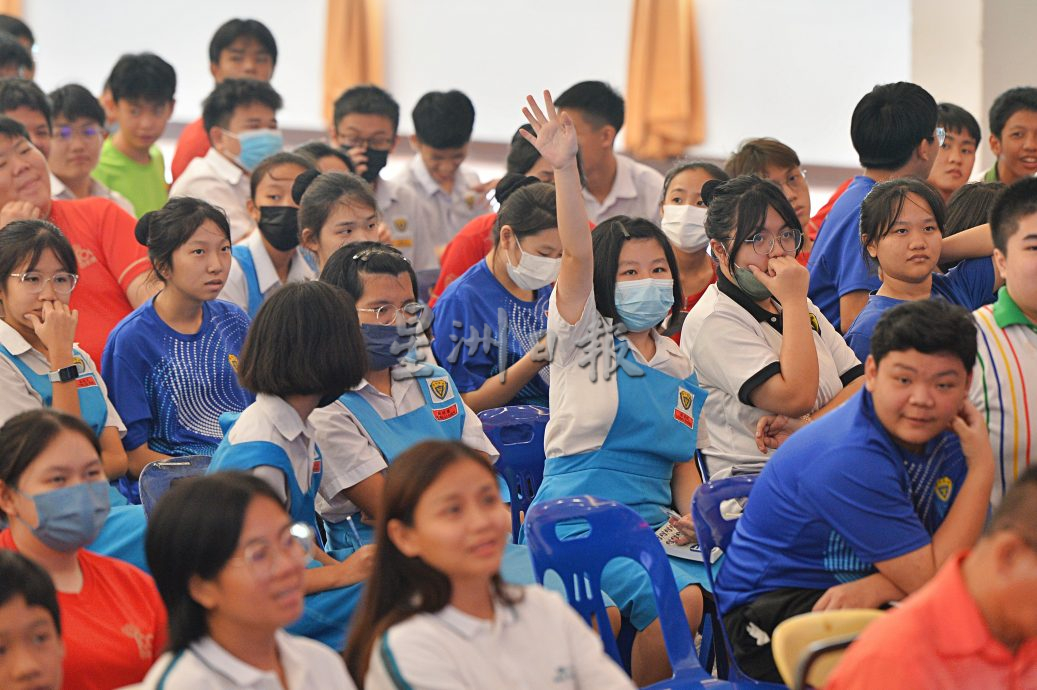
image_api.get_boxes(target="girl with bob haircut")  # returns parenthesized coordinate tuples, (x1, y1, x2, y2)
(345, 440, 633, 689)
(313, 242, 496, 551)
(102, 197, 253, 476)
(844, 178, 1001, 363)
(431, 178, 559, 410)
(517, 92, 707, 686)
(138, 472, 355, 689)
(207, 280, 373, 651)
(692, 175, 863, 475)
(0, 409, 166, 690)
(294, 170, 383, 271)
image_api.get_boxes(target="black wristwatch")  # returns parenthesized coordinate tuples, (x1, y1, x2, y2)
(48, 362, 83, 383)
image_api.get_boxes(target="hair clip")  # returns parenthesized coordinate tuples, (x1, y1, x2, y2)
(352, 246, 408, 263)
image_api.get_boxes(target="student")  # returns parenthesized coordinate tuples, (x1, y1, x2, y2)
(295, 169, 383, 271)
(102, 198, 253, 477)
(220, 152, 316, 317)
(692, 175, 863, 479)
(970, 177, 1037, 506)
(0, 116, 152, 365)
(170, 78, 284, 242)
(807, 82, 940, 332)
(345, 440, 634, 690)
(0, 14, 34, 53)
(313, 242, 495, 549)
(518, 92, 705, 686)
(206, 281, 373, 650)
(825, 465, 1037, 690)
(138, 473, 355, 689)
(982, 87, 1037, 185)
(0, 409, 167, 690)
(94, 53, 176, 216)
(294, 140, 353, 174)
(0, 78, 51, 157)
(717, 300, 993, 682)
(554, 80, 664, 224)
(46, 84, 134, 215)
(0, 550, 63, 690)
(0, 32, 32, 79)
(171, 18, 277, 182)
(927, 102, 981, 203)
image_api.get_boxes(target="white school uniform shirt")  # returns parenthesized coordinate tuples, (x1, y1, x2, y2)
(544, 289, 707, 460)
(312, 362, 497, 522)
(127, 630, 354, 690)
(219, 230, 315, 312)
(366, 585, 634, 690)
(373, 175, 428, 264)
(691, 276, 862, 479)
(393, 156, 486, 272)
(50, 171, 137, 216)
(679, 283, 719, 363)
(0, 320, 126, 432)
(170, 148, 257, 242)
(227, 394, 318, 507)
(581, 153, 664, 225)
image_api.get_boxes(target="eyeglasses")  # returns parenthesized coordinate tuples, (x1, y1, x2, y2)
(740, 229, 803, 256)
(336, 133, 393, 150)
(229, 522, 314, 580)
(357, 300, 430, 326)
(9, 272, 79, 295)
(932, 127, 946, 147)
(55, 125, 103, 141)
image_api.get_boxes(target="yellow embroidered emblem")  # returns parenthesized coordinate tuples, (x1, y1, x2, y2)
(430, 379, 449, 400)
(679, 389, 693, 410)
(393, 217, 408, 232)
(934, 477, 952, 502)
(228, 354, 240, 372)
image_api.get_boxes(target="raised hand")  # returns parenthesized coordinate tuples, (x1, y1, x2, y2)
(520, 90, 579, 170)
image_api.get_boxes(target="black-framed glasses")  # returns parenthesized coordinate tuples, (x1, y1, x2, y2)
(228, 522, 313, 580)
(9, 271, 79, 295)
(743, 229, 803, 256)
(336, 133, 393, 150)
(357, 301, 429, 327)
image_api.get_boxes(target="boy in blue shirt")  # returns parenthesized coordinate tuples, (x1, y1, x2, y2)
(717, 299, 994, 682)
(808, 82, 940, 332)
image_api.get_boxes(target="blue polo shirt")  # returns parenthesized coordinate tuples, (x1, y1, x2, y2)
(715, 388, 968, 613)
(807, 176, 882, 330)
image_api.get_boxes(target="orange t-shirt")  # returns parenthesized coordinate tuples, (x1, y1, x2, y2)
(49, 198, 151, 367)
(1, 529, 168, 690)
(430, 212, 497, 306)
(171, 117, 211, 183)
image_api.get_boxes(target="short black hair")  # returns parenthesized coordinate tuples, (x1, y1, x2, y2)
(990, 176, 1037, 254)
(293, 141, 354, 173)
(107, 53, 176, 104)
(662, 161, 729, 205)
(0, 550, 60, 634)
(0, 31, 32, 73)
(201, 78, 282, 136)
(0, 78, 50, 129)
(988, 87, 1037, 140)
(135, 197, 231, 281)
(554, 80, 625, 132)
(249, 151, 314, 199)
(937, 102, 981, 144)
(859, 178, 947, 268)
(851, 82, 938, 170)
(870, 299, 976, 370)
(333, 84, 400, 134)
(48, 83, 106, 126)
(945, 181, 1003, 237)
(0, 15, 33, 47)
(411, 90, 474, 149)
(0, 112, 27, 140)
(0, 220, 78, 295)
(320, 240, 419, 305)
(208, 18, 278, 67)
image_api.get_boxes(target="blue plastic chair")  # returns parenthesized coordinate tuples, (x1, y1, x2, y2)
(478, 405, 549, 542)
(139, 455, 212, 518)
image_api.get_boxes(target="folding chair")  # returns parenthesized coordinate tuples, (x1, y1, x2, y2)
(477, 405, 549, 542)
(138, 455, 212, 518)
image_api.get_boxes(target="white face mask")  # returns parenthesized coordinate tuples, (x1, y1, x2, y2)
(661, 204, 710, 252)
(504, 238, 561, 290)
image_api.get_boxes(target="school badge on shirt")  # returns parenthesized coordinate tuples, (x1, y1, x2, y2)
(934, 476, 953, 502)
(809, 313, 821, 335)
(673, 388, 696, 429)
(393, 217, 408, 233)
(428, 377, 453, 401)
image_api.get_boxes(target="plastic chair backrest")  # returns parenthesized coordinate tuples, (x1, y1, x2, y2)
(772, 609, 884, 689)
(525, 496, 709, 683)
(139, 455, 212, 518)
(477, 405, 549, 541)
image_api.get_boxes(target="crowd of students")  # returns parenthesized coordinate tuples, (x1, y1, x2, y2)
(0, 12, 1035, 690)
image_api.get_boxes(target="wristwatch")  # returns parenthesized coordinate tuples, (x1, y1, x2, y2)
(48, 362, 83, 383)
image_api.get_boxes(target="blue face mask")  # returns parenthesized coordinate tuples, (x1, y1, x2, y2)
(231, 128, 284, 171)
(361, 323, 411, 371)
(614, 278, 674, 332)
(17, 481, 110, 552)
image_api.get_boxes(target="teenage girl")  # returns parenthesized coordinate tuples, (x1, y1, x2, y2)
(295, 170, 385, 271)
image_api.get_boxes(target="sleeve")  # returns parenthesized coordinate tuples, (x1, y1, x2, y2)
(844, 325, 872, 366)
(431, 287, 496, 393)
(81, 349, 127, 435)
(940, 258, 998, 309)
(459, 399, 499, 462)
(98, 202, 151, 290)
(813, 303, 864, 380)
(218, 259, 249, 313)
(692, 309, 781, 406)
(310, 402, 389, 502)
(969, 353, 987, 415)
(832, 212, 880, 297)
(366, 629, 471, 690)
(251, 465, 290, 504)
(549, 590, 637, 689)
(102, 343, 153, 451)
(170, 121, 207, 182)
(0, 356, 46, 424)
(547, 289, 602, 367)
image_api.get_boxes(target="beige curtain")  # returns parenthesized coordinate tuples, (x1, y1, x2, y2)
(323, 0, 385, 126)
(625, 0, 705, 159)
(0, 0, 23, 16)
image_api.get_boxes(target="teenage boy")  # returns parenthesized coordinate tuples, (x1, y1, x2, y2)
(94, 53, 176, 216)
(970, 177, 1037, 506)
(554, 80, 663, 224)
(0, 15, 33, 53)
(170, 78, 283, 242)
(808, 82, 940, 332)
(0, 78, 51, 157)
(171, 18, 277, 182)
(0, 31, 32, 79)
(983, 87, 1037, 185)
(716, 299, 993, 682)
(47, 84, 134, 215)
(928, 102, 981, 203)
(826, 466, 1037, 690)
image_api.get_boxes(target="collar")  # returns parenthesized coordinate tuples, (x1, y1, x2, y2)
(373, 175, 399, 207)
(0, 319, 33, 356)
(242, 232, 308, 294)
(983, 163, 1001, 183)
(583, 154, 639, 211)
(432, 596, 520, 640)
(255, 393, 314, 443)
(204, 147, 246, 185)
(189, 631, 306, 687)
(409, 155, 444, 198)
(49, 172, 72, 198)
(992, 287, 1037, 331)
(716, 269, 783, 332)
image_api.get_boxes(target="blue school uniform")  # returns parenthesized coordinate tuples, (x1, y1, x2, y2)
(230, 244, 264, 318)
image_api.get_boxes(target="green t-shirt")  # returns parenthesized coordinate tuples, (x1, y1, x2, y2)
(93, 138, 168, 216)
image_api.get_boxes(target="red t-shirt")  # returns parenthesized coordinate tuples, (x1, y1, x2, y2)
(810, 177, 853, 241)
(430, 212, 497, 306)
(1, 529, 168, 690)
(49, 198, 151, 367)
(171, 117, 210, 183)
(667, 267, 717, 345)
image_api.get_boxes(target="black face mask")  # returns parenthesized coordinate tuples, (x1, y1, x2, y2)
(257, 206, 300, 251)
(357, 147, 390, 184)
(316, 389, 344, 408)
